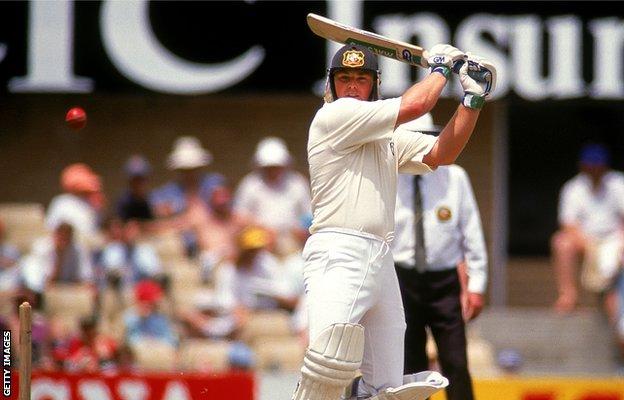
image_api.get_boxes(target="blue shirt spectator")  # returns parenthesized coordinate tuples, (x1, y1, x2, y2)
(123, 280, 177, 347)
(100, 218, 163, 290)
(124, 311, 177, 347)
(150, 173, 224, 216)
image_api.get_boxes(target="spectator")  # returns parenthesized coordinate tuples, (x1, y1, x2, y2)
(551, 143, 624, 314)
(99, 216, 164, 292)
(234, 137, 311, 256)
(20, 222, 94, 294)
(63, 315, 119, 373)
(150, 136, 225, 257)
(0, 218, 22, 293)
(117, 155, 155, 222)
(179, 290, 238, 339)
(177, 290, 255, 371)
(214, 226, 297, 318)
(192, 185, 254, 279)
(46, 163, 104, 238)
(124, 280, 178, 347)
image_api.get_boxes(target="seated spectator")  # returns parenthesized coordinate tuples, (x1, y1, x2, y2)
(46, 163, 105, 239)
(190, 186, 254, 279)
(117, 155, 155, 222)
(62, 315, 119, 373)
(124, 280, 178, 348)
(179, 290, 238, 340)
(99, 216, 164, 292)
(551, 143, 624, 314)
(150, 136, 225, 257)
(0, 218, 22, 293)
(214, 226, 299, 318)
(20, 222, 94, 294)
(234, 137, 311, 256)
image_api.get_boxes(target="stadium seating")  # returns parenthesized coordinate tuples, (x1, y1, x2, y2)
(0, 202, 47, 252)
(145, 232, 186, 265)
(179, 339, 232, 372)
(44, 283, 95, 319)
(131, 338, 178, 371)
(252, 336, 305, 372)
(239, 310, 293, 343)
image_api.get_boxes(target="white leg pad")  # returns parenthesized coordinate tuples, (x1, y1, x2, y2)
(292, 323, 365, 400)
(369, 371, 449, 400)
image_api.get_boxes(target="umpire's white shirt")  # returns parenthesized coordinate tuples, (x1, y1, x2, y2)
(307, 97, 436, 241)
(393, 165, 488, 294)
(558, 171, 624, 238)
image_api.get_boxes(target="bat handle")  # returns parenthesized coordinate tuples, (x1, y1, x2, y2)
(452, 59, 490, 82)
(452, 60, 464, 74)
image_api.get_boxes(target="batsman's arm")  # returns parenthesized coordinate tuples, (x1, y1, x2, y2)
(423, 53, 497, 168)
(422, 106, 480, 169)
(395, 44, 465, 127)
(395, 72, 447, 127)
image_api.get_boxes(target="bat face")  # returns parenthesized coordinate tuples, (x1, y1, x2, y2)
(344, 38, 426, 67)
(307, 13, 429, 69)
(307, 13, 491, 82)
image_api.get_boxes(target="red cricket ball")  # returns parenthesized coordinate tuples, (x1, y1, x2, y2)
(65, 107, 87, 130)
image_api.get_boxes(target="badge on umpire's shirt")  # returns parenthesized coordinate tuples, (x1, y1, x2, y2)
(436, 206, 452, 221)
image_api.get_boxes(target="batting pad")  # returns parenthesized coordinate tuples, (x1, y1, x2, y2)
(369, 371, 449, 400)
(292, 323, 365, 400)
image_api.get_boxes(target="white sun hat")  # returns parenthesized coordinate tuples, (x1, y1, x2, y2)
(167, 136, 213, 170)
(253, 136, 292, 167)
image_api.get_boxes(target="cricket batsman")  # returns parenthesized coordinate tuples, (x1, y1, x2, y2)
(291, 42, 496, 400)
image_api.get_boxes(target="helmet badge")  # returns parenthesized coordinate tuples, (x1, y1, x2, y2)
(342, 50, 365, 68)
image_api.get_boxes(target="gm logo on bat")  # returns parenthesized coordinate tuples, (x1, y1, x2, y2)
(433, 56, 445, 64)
(401, 49, 412, 62)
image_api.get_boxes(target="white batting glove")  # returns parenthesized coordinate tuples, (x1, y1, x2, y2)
(426, 44, 465, 79)
(459, 52, 497, 109)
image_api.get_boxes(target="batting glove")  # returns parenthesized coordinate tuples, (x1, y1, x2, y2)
(459, 52, 497, 109)
(426, 44, 465, 79)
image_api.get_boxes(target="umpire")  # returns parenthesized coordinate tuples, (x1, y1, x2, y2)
(392, 114, 488, 400)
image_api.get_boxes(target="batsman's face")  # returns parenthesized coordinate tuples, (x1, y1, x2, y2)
(334, 70, 374, 101)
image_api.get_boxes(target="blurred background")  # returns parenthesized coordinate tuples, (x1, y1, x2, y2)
(1, 1, 624, 399)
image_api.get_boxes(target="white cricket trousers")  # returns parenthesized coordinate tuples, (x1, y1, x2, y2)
(302, 227, 407, 390)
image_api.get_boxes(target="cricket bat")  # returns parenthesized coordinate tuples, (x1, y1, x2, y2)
(307, 13, 493, 81)
(306, 13, 430, 69)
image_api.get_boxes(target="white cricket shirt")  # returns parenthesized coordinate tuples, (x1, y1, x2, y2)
(393, 165, 488, 294)
(558, 171, 624, 238)
(307, 97, 436, 241)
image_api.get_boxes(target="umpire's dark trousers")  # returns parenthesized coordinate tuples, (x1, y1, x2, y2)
(395, 264, 475, 400)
